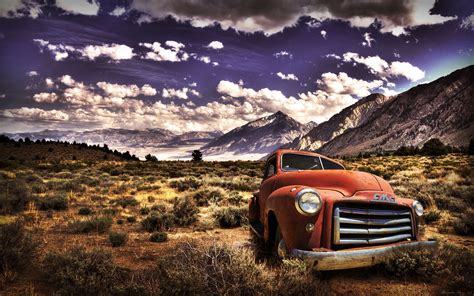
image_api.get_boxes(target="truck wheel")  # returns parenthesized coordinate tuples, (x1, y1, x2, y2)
(273, 226, 288, 258)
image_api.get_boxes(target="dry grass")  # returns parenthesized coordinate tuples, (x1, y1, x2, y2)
(0, 153, 472, 294)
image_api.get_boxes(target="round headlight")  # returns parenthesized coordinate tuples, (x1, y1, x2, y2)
(295, 189, 322, 216)
(413, 201, 424, 217)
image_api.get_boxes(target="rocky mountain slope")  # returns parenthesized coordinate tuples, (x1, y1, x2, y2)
(202, 111, 313, 155)
(318, 65, 474, 156)
(4, 128, 222, 148)
(286, 93, 391, 151)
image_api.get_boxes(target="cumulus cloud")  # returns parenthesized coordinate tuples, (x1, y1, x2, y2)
(59, 75, 76, 87)
(55, 0, 100, 16)
(362, 32, 374, 47)
(0, 0, 41, 18)
(320, 30, 327, 39)
(388, 61, 426, 82)
(197, 56, 210, 63)
(217, 79, 357, 124)
(33, 39, 75, 61)
(110, 6, 127, 17)
(317, 72, 384, 97)
(26, 71, 38, 77)
(96, 82, 157, 97)
(45, 78, 55, 88)
(207, 40, 224, 49)
(33, 92, 58, 103)
(162, 87, 200, 100)
(140, 41, 189, 62)
(34, 39, 134, 62)
(80, 44, 135, 60)
(3, 107, 69, 121)
(460, 14, 474, 30)
(141, 84, 157, 96)
(97, 82, 141, 97)
(340, 52, 425, 81)
(129, 0, 455, 36)
(276, 72, 299, 81)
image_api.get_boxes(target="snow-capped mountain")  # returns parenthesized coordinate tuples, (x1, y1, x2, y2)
(202, 111, 313, 155)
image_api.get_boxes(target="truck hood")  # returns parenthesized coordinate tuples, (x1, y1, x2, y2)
(276, 170, 385, 197)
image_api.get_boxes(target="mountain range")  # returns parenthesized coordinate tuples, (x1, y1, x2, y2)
(4, 66, 473, 159)
(4, 129, 222, 149)
(317, 65, 473, 155)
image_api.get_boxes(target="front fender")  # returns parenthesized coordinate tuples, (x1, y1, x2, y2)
(264, 185, 321, 251)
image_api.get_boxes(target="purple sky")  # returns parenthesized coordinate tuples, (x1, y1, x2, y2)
(0, 0, 473, 134)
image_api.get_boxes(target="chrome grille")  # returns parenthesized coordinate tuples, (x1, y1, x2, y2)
(333, 204, 414, 246)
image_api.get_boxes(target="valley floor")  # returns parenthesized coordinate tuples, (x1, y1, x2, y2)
(0, 154, 472, 295)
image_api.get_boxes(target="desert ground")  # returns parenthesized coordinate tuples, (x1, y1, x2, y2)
(0, 150, 473, 295)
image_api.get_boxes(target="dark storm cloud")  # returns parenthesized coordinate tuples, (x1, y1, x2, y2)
(129, 0, 443, 35)
(431, 0, 474, 17)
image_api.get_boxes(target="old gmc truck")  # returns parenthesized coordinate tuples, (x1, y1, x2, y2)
(249, 149, 437, 270)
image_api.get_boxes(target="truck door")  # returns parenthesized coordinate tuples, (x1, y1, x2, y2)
(259, 155, 277, 220)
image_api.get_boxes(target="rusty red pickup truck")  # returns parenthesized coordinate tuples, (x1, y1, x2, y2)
(249, 149, 437, 270)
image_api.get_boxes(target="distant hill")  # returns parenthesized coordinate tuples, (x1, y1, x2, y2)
(202, 111, 314, 156)
(0, 136, 138, 162)
(318, 65, 474, 156)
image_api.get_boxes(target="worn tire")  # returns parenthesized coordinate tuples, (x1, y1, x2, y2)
(273, 226, 288, 258)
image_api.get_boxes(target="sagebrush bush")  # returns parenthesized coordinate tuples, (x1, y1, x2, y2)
(153, 241, 328, 296)
(68, 216, 112, 234)
(126, 216, 136, 223)
(77, 207, 92, 216)
(169, 178, 202, 192)
(214, 207, 248, 228)
(423, 208, 441, 224)
(383, 249, 443, 281)
(114, 197, 138, 208)
(0, 179, 31, 214)
(43, 248, 129, 295)
(226, 192, 244, 205)
(172, 196, 199, 226)
(109, 231, 128, 247)
(452, 210, 474, 235)
(383, 243, 474, 292)
(139, 207, 151, 215)
(0, 220, 39, 279)
(150, 232, 168, 243)
(37, 193, 68, 211)
(192, 188, 225, 206)
(141, 212, 175, 232)
(78, 207, 92, 215)
(150, 203, 167, 212)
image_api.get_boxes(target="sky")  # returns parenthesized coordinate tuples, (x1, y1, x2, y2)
(0, 0, 473, 134)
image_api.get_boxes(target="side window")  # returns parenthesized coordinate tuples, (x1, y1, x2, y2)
(264, 156, 277, 178)
(321, 157, 344, 170)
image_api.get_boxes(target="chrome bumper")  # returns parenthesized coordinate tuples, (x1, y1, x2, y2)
(290, 240, 438, 271)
